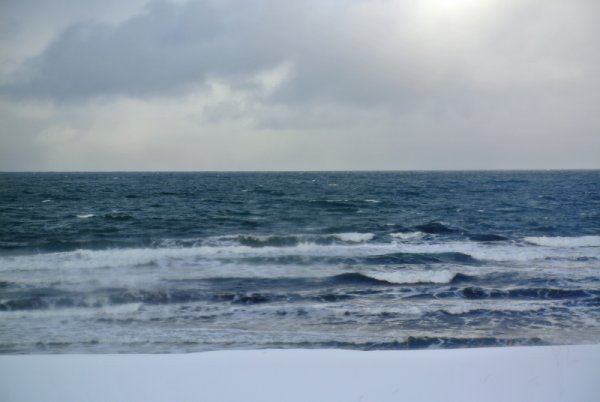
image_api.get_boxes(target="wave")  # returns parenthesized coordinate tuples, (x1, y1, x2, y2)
(0, 286, 362, 311)
(433, 300, 553, 316)
(468, 234, 509, 242)
(366, 252, 478, 265)
(332, 233, 374, 243)
(225, 235, 301, 248)
(270, 336, 545, 350)
(211, 232, 375, 247)
(164, 269, 466, 291)
(390, 231, 424, 241)
(4, 233, 600, 275)
(0, 270, 475, 312)
(0, 241, 30, 250)
(0, 287, 260, 311)
(0, 303, 142, 319)
(76, 214, 95, 219)
(2, 336, 547, 354)
(4, 239, 599, 274)
(428, 287, 600, 301)
(382, 241, 600, 262)
(328, 271, 464, 286)
(414, 222, 456, 234)
(359, 270, 472, 285)
(212, 292, 278, 305)
(524, 236, 600, 248)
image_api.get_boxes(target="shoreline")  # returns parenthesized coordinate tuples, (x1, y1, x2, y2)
(1, 344, 599, 402)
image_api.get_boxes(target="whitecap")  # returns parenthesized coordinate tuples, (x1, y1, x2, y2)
(365, 269, 457, 284)
(0, 303, 142, 320)
(333, 233, 374, 243)
(0, 241, 400, 273)
(440, 300, 550, 315)
(390, 232, 424, 241)
(3, 238, 599, 275)
(77, 214, 95, 219)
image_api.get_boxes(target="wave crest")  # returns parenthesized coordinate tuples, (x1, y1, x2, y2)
(525, 236, 600, 248)
(390, 232, 424, 241)
(364, 270, 469, 285)
(332, 271, 471, 285)
(332, 233, 374, 243)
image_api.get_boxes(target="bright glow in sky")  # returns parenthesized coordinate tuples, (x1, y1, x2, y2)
(0, 0, 598, 171)
(419, 0, 495, 17)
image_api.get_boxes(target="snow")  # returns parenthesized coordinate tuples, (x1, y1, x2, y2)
(1, 345, 599, 402)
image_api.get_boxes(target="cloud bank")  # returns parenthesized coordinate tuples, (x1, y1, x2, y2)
(1, 0, 599, 170)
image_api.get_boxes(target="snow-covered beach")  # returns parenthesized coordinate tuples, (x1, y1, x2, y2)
(1, 344, 599, 402)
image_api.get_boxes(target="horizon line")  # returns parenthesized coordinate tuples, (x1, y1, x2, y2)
(1, 168, 599, 174)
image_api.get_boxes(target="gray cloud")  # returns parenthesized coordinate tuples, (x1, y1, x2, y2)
(4, 1, 298, 99)
(4, 0, 599, 105)
(1, 0, 599, 170)
(3, 0, 427, 106)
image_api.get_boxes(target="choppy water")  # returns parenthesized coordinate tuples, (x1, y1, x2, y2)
(1, 171, 599, 353)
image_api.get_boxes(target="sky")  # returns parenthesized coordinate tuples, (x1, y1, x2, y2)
(1, 0, 599, 171)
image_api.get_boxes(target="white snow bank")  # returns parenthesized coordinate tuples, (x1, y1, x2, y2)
(1, 345, 599, 402)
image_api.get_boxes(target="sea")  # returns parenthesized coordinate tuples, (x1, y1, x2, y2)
(1, 171, 599, 353)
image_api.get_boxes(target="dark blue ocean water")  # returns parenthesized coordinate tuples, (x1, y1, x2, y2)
(1, 171, 599, 353)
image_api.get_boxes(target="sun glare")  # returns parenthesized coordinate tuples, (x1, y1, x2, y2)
(408, 0, 499, 35)
(439, 0, 478, 7)
(421, 0, 496, 18)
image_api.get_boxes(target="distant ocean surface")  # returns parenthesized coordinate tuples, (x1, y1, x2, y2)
(1, 171, 599, 353)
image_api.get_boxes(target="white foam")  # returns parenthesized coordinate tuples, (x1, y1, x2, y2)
(348, 299, 553, 317)
(390, 232, 424, 241)
(209, 233, 376, 245)
(439, 300, 550, 315)
(212, 234, 274, 244)
(392, 241, 600, 262)
(364, 199, 380, 203)
(41, 199, 52, 203)
(525, 236, 600, 248)
(366, 269, 456, 284)
(0, 303, 142, 320)
(332, 233, 374, 243)
(0, 242, 395, 272)
(3, 235, 600, 274)
(76, 214, 95, 219)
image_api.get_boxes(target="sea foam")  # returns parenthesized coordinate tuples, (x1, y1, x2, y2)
(332, 233, 374, 243)
(390, 232, 425, 241)
(365, 269, 458, 284)
(525, 236, 600, 248)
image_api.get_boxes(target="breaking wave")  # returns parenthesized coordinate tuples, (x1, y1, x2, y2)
(525, 236, 600, 248)
(360, 270, 471, 285)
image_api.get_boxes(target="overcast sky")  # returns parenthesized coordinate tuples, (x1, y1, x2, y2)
(1, 0, 599, 171)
